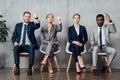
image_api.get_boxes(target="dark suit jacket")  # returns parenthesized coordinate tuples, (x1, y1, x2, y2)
(12, 21, 40, 49)
(68, 25, 88, 52)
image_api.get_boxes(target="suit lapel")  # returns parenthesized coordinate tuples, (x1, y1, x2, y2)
(27, 23, 30, 37)
(49, 25, 54, 41)
(79, 25, 81, 36)
(19, 23, 23, 37)
(72, 25, 78, 36)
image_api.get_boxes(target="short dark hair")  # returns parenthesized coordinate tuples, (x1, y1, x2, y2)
(73, 13, 80, 19)
(23, 11, 31, 16)
(46, 14, 54, 19)
(96, 14, 104, 20)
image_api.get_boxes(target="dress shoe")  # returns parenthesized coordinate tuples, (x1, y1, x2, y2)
(81, 67, 86, 72)
(48, 67, 53, 74)
(49, 70, 54, 74)
(14, 69, 20, 75)
(76, 71, 81, 74)
(101, 66, 107, 73)
(27, 69, 32, 75)
(81, 67, 86, 69)
(93, 69, 100, 75)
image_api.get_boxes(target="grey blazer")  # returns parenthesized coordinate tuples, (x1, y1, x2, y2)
(40, 23, 62, 55)
(89, 23, 117, 51)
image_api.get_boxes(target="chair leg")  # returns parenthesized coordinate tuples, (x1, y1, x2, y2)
(32, 66, 34, 73)
(12, 64, 16, 72)
(104, 57, 108, 62)
(82, 68, 86, 73)
(40, 63, 45, 72)
(108, 67, 112, 73)
(104, 57, 112, 73)
(66, 73, 70, 80)
(90, 64, 94, 72)
(53, 55, 60, 72)
(66, 54, 72, 72)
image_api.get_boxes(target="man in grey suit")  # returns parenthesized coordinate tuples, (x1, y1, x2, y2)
(90, 13, 117, 75)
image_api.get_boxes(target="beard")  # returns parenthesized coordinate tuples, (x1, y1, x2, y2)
(97, 22, 104, 27)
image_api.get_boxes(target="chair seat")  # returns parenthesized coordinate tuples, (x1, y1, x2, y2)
(98, 52, 107, 55)
(40, 47, 60, 54)
(19, 52, 29, 57)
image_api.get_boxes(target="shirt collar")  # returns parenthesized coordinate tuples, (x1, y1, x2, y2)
(23, 22, 28, 26)
(74, 24, 79, 28)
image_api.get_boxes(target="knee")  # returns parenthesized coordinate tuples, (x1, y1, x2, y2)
(92, 46, 98, 52)
(112, 49, 117, 55)
(92, 50, 97, 55)
(14, 46, 20, 51)
(29, 46, 34, 51)
(29, 45, 34, 49)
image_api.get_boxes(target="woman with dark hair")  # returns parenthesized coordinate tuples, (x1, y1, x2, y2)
(68, 13, 88, 74)
(40, 14, 62, 73)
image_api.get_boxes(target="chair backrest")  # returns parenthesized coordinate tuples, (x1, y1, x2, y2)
(39, 46, 46, 54)
(65, 41, 72, 54)
(53, 47, 60, 54)
(65, 41, 87, 54)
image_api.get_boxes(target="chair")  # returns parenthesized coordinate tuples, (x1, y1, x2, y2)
(40, 47, 60, 72)
(12, 52, 34, 73)
(90, 52, 111, 72)
(65, 41, 87, 72)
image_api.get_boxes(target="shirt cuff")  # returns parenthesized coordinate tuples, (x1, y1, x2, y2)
(35, 19, 40, 23)
(109, 22, 113, 24)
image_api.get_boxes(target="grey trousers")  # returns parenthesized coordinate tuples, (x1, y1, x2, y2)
(41, 41, 58, 62)
(92, 45, 116, 67)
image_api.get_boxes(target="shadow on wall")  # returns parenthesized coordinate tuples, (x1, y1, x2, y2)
(0, 52, 5, 68)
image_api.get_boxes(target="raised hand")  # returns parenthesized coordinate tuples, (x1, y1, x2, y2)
(105, 13, 112, 23)
(34, 10, 38, 19)
(57, 14, 62, 24)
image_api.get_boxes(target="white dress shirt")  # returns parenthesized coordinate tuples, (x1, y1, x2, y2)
(98, 26, 106, 46)
(19, 23, 31, 45)
(74, 25, 79, 35)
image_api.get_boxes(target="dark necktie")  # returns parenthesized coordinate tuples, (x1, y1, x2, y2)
(99, 27, 102, 50)
(22, 25, 27, 45)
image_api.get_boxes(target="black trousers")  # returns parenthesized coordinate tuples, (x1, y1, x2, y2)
(69, 45, 82, 63)
(13, 45, 34, 66)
